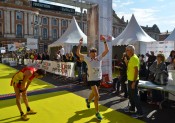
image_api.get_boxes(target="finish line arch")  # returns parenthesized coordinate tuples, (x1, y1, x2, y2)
(49, 0, 113, 81)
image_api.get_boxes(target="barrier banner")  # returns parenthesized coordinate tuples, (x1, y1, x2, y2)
(24, 59, 75, 77)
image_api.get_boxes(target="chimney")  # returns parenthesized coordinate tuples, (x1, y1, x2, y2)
(121, 16, 124, 21)
(166, 30, 168, 34)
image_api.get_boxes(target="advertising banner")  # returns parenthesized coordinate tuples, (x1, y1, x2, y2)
(146, 41, 174, 59)
(24, 59, 75, 77)
(8, 44, 16, 51)
(27, 38, 38, 49)
(0, 47, 6, 53)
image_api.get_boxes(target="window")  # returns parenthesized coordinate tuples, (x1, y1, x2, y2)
(52, 29, 57, 39)
(34, 27, 38, 38)
(61, 29, 66, 35)
(42, 28, 48, 39)
(42, 17, 48, 25)
(16, 24, 22, 37)
(52, 18, 57, 26)
(0, 10, 2, 19)
(119, 28, 122, 33)
(34, 15, 39, 23)
(61, 20, 67, 27)
(16, 11, 23, 20)
(15, 0, 23, 5)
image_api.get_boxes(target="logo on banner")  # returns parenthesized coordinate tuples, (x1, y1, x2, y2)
(42, 61, 51, 70)
(57, 63, 72, 75)
(8, 44, 16, 51)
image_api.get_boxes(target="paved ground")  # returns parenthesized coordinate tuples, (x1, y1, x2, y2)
(3, 64, 175, 123)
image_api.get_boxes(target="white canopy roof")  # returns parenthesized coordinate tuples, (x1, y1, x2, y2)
(164, 28, 175, 41)
(112, 14, 156, 46)
(49, 17, 87, 48)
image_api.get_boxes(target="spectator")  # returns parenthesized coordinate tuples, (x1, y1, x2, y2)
(124, 45, 143, 118)
(167, 58, 175, 70)
(114, 52, 128, 98)
(45, 51, 50, 60)
(59, 45, 65, 61)
(69, 52, 74, 62)
(64, 53, 70, 62)
(166, 50, 175, 65)
(37, 53, 41, 60)
(56, 51, 61, 62)
(139, 54, 147, 79)
(24, 53, 29, 59)
(149, 53, 168, 104)
(42, 53, 46, 60)
(146, 51, 156, 80)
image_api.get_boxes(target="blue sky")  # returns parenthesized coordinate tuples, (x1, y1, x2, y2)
(113, 0, 175, 32)
(32, 0, 175, 33)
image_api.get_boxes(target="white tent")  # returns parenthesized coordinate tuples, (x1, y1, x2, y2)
(164, 28, 175, 41)
(112, 14, 156, 46)
(48, 17, 87, 53)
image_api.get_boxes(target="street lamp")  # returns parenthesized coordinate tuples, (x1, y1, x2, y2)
(31, 12, 42, 52)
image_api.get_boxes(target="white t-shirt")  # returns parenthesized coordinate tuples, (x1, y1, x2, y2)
(56, 54, 61, 61)
(60, 48, 65, 56)
(84, 55, 103, 81)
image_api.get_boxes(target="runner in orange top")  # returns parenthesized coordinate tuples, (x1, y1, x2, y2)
(11, 66, 46, 121)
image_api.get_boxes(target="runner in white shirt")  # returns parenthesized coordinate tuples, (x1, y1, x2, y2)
(76, 37, 109, 120)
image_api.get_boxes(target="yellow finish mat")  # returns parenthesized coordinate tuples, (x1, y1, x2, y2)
(0, 91, 145, 123)
(0, 64, 55, 95)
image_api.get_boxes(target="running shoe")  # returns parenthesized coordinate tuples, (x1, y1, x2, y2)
(85, 99, 90, 108)
(21, 114, 29, 121)
(27, 109, 37, 115)
(95, 112, 102, 120)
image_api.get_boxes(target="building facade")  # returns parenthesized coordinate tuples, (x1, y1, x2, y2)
(159, 30, 171, 41)
(0, 0, 87, 52)
(141, 24, 160, 40)
(112, 10, 127, 38)
(0, 0, 162, 53)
